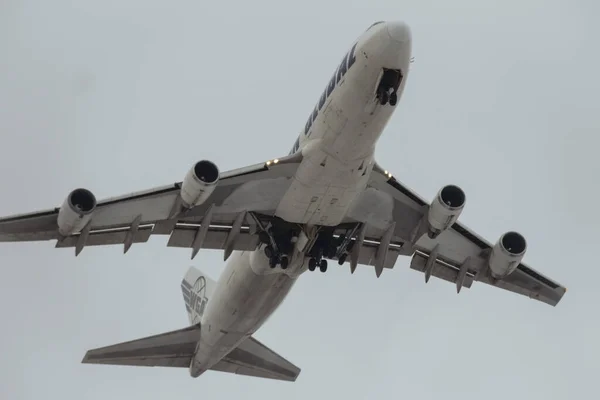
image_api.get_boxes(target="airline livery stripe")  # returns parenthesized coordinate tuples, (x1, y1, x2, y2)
(289, 41, 358, 155)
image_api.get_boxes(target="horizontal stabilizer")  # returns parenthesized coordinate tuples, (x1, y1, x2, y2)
(82, 327, 301, 381)
(213, 336, 301, 381)
(82, 325, 200, 368)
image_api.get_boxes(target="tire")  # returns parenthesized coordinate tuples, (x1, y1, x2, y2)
(319, 259, 328, 273)
(269, 257, 277, 268)
(380, 92, 389, 105)
(264, 245, 274, 258)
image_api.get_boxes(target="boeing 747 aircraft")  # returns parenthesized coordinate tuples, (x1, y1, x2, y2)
(0, 21, 566, 382)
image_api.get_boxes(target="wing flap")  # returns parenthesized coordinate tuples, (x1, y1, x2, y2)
(349, 237, 401, 270)
(55, 225, 154, 248)
(212, 336, 300, 382)
(82, 325, 201, 368)
(167, 224, 259, 251)
(410, 251, 474, 289)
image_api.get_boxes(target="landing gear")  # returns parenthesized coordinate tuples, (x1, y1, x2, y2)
(253, 214, 364, 274)
(265, 245, 290, 269)
(319, 259, 328, 273)
(255, 216, 301, 270)
(269, 256, 277, 269)
(264, 245, 274, 259)
(379, 91, 389, 105)
(308, 257, 328, 273)
(376, 68, 403, 106)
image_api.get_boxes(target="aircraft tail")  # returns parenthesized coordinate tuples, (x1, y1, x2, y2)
(81, 266, 301, 381)
(81, 327, 301, 381)
(181, 266, 216, 325)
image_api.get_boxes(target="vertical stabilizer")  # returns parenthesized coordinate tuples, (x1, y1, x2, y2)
(181, 267, 216, 325)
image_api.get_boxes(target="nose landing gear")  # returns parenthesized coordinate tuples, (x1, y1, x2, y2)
(376, 68, 403, 106)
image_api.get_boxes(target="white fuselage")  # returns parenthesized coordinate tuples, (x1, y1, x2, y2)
(190, 21, 412, 377)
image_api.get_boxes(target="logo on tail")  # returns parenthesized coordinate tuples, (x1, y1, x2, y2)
(189, 276, 208, 324)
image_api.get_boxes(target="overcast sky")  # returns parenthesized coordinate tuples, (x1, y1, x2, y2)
(1, 1, 598, 399)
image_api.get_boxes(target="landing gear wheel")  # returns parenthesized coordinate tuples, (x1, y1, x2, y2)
(319, 259, 328, 273)
(269, 257, 278, 269)
(308, 258, 317, 272)
(380, 91, 389, 105)
(338, 253, 347, 265)
(389, 92, 398, 106)
(280, 256, 289, 270)
(264, 245, 274, 258)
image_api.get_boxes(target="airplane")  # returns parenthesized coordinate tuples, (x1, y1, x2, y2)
(0, 20, 566, 382)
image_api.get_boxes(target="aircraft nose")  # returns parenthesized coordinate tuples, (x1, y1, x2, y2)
(386, 21, 411, 43)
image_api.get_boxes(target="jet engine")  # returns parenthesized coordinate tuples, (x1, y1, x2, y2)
(427, 184, 466, 239)
(57, 188, 97, 236)
(488, 231, 527, 279)
(181, 160, 220, 208)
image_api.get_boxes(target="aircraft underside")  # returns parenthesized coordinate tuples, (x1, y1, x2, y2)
(0, 19, 567, 385)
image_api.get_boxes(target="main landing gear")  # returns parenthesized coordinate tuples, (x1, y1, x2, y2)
(305, 227, 357, 273)
(308, 256, 328, 273)
(376, 68, 403, 106)
(263, 242, 290, 270)
(254, 214, 361, 274)
(257, 218, 298, 270)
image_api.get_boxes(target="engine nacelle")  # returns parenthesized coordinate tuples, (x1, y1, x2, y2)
(181, 160, 220, 208)
(427, 184, 466, 239)
(57, 188, 97, 236)
(488, 231, 527, 279)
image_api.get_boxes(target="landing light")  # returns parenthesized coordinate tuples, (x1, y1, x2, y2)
(384, 170, 393, 179)
(266, 158, 280, 167)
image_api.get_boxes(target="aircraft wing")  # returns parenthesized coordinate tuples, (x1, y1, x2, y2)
(346, 163, 567, 307)
(82, 325, 300, 381)
(0, 154, 301, 258)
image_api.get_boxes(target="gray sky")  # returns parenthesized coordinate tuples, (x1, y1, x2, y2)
(1, 1, 598, 399)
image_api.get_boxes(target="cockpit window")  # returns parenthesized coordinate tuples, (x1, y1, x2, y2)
(366, 21, 384, 31)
